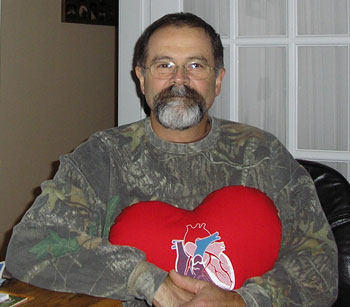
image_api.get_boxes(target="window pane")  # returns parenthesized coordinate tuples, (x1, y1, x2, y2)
(183, 0, 230, 38)
(297, 0, 348, 35)
(210, 46, 230, 120)
(297, 46, 349, 151)
(238, 47, 287, 144)
(238, 0, 287, 37)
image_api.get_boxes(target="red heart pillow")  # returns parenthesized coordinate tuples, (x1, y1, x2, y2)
(109, 186, 281, 290)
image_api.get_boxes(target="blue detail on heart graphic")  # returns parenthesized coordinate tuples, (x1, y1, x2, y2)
(171, 223, 235, 290)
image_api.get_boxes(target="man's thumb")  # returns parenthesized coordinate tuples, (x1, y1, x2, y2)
(169, 270, 205, 294)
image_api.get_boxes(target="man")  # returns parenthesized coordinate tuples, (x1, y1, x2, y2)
(6, 13, 337, 306)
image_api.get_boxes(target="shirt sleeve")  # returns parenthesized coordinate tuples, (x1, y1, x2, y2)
(235, 137, 338, 306)
(5, 137, 167, 305)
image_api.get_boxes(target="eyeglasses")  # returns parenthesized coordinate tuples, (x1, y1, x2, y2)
(143, 61, 216, 80)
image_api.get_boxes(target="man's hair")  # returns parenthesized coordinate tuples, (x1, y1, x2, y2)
(133, 12, 224, 71)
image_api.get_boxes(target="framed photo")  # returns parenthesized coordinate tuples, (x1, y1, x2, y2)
(62, 0, 117, 26)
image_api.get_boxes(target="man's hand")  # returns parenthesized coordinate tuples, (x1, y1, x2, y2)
(152, 274, 194, 307)
(169, 270, 246, 307)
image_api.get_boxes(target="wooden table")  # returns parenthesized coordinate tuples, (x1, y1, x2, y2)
(0, 279, 122, 306)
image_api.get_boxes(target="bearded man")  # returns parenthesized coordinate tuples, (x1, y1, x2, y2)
(6, 12, 337, 307)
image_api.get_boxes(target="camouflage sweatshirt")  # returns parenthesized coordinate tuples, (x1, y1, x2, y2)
(6, 117, 338, 306)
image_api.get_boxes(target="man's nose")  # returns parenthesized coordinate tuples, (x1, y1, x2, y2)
(172, 65, 189, 84)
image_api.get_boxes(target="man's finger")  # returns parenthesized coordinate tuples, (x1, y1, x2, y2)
(169, 270, 206, 294)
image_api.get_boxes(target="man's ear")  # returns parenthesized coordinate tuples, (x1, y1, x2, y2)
(135, 66, 145, 95)
(215, 68, 226, 97)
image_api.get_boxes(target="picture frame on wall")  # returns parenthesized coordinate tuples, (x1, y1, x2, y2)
(62, 0, 117, 26)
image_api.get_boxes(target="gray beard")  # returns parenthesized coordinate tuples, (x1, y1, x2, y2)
(156, 100, 203, 130)
(154, 85, 205, 130)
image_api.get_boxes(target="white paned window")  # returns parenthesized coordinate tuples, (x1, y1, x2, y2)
(183, 0, 230, 38)
(297, 46, 349, 151)
(238, 0, 287, 36)
(238, 46, 287, 143)
(209, 45, 231, 121)
(297, 0, 348, 35)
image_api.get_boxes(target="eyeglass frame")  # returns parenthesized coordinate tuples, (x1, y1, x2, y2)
(141, 60, 218, 80)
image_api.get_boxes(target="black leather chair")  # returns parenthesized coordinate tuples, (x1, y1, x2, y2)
(297, 159, 350, 307)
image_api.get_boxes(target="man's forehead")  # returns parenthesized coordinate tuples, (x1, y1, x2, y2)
(146, 25, 213, 63)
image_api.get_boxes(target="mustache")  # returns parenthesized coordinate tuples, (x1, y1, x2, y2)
(154, 84, 205, 104)
(153, 84, 206, 130)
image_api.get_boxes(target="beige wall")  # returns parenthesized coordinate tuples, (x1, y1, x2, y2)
(0, 0, 115, 259)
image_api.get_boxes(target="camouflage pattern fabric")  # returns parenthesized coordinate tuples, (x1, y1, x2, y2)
(5, 117, 338, 306)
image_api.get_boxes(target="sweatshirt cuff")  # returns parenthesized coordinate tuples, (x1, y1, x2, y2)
(235, 283, 272, 307)
(127, 261, 167, 305)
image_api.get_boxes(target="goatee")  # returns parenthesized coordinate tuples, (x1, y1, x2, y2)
(153, 84, 206, 130)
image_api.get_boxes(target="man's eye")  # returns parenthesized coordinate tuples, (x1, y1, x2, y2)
(156, 62, 173, 69)
(188, 62, 204, 70)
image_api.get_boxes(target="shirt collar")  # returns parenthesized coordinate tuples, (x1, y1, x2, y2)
(145, 116, 219, 154)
